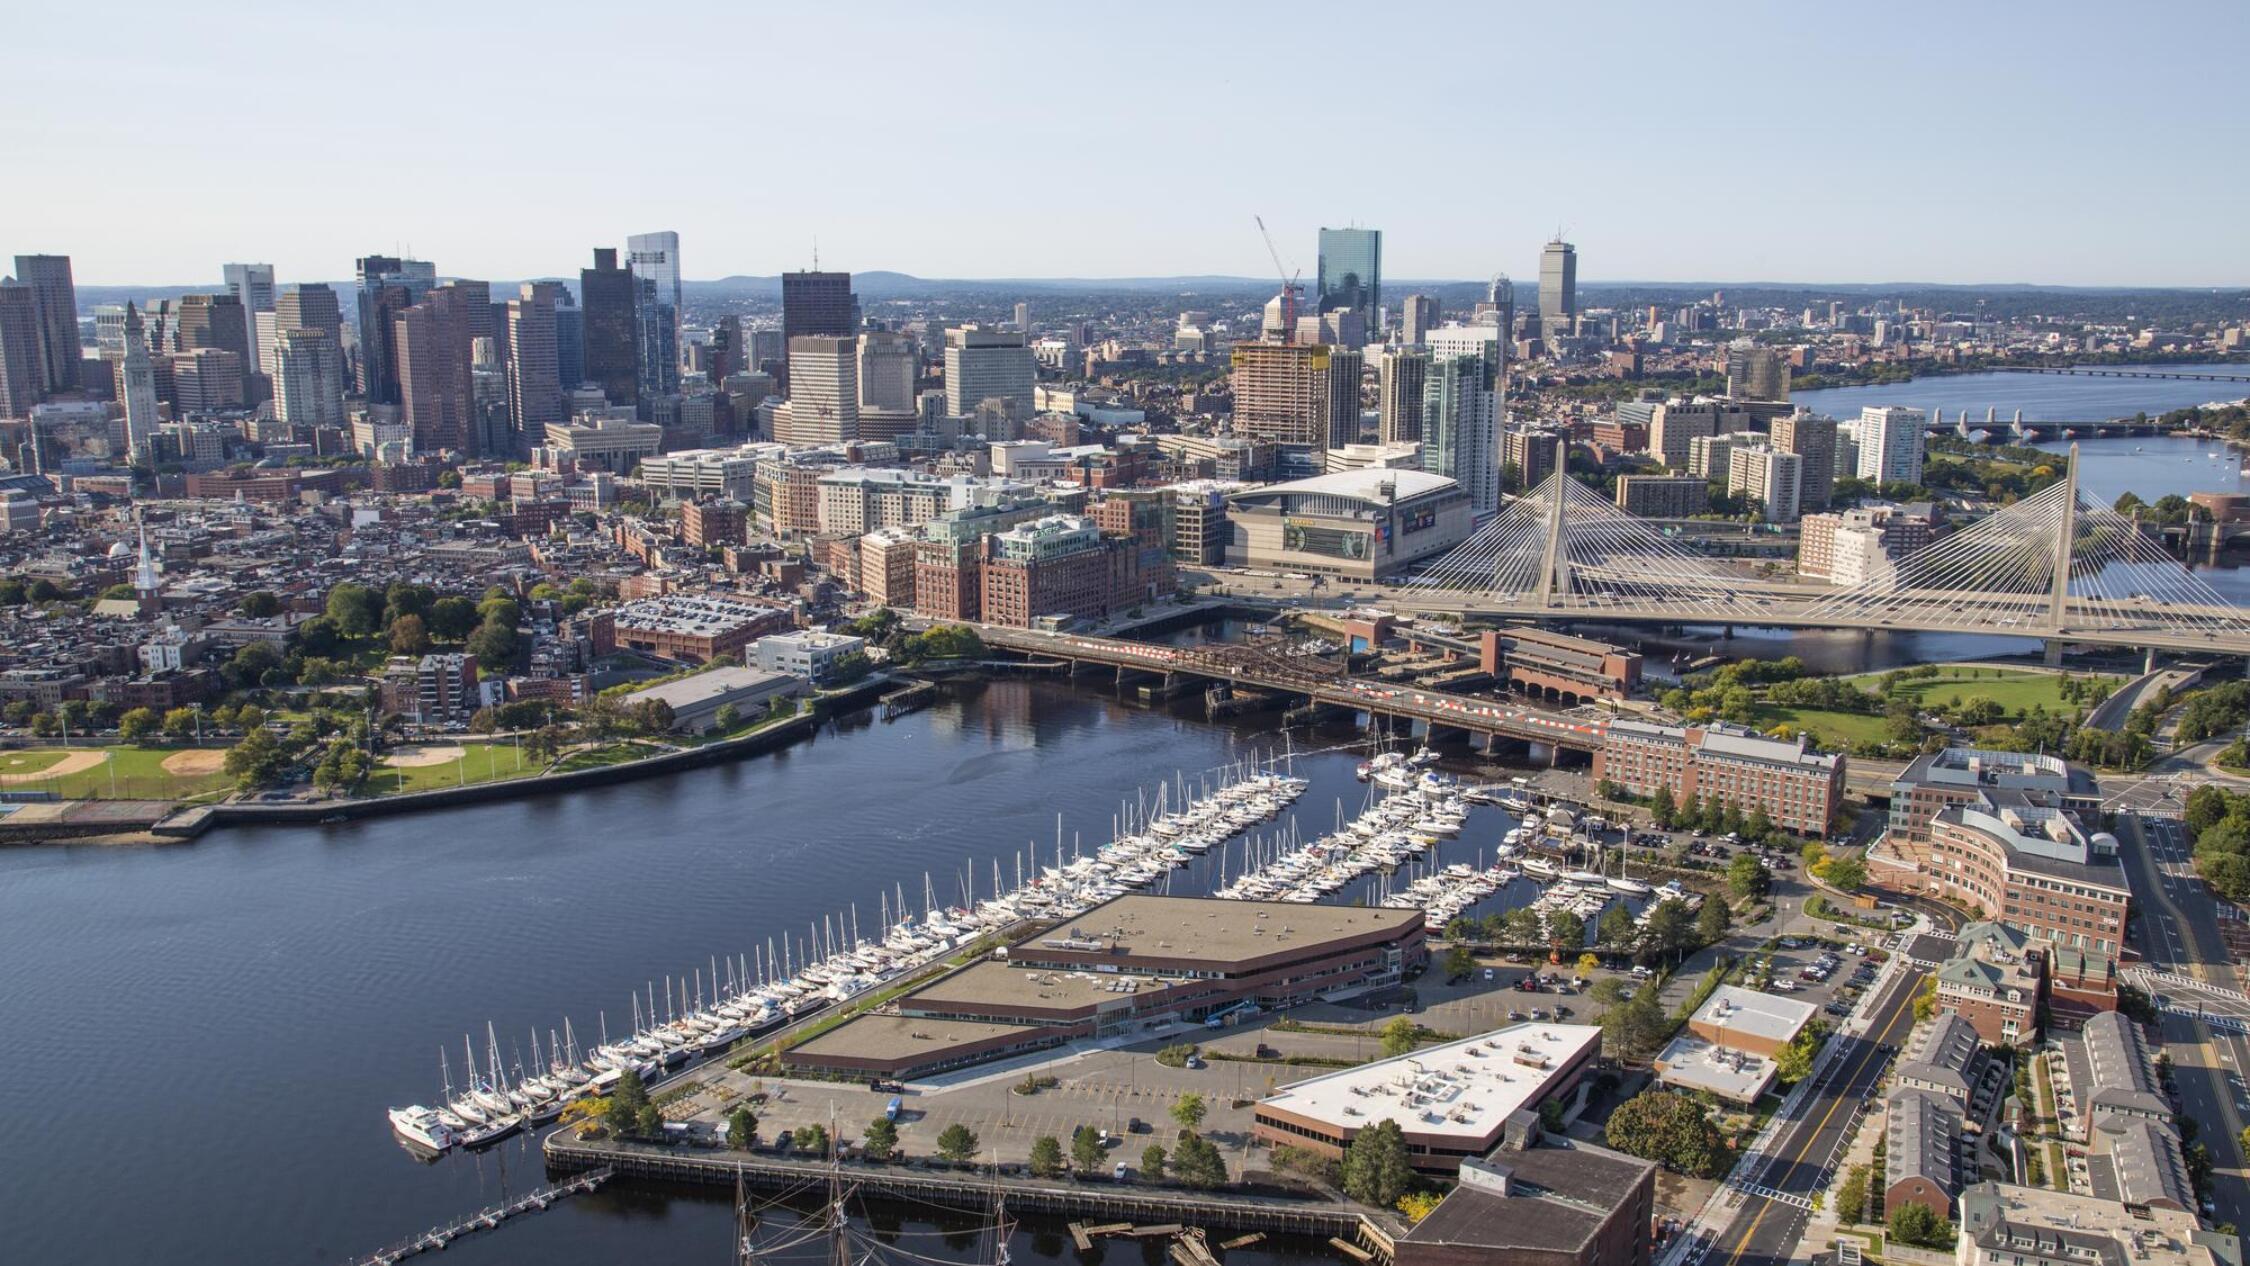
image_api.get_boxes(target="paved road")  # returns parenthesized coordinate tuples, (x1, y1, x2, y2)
(1701, 893, 1962, 1266)
(2121, 813, 2250, 1227)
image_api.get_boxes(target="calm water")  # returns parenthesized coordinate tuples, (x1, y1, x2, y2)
(0, 679, 1532, 1265)
(1792, 362, 2250, 424)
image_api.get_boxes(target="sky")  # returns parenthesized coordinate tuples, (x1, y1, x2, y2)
(6, 1, 2248, 288)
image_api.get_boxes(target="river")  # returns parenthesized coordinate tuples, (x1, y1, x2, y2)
(0, 678, 1536, 1265)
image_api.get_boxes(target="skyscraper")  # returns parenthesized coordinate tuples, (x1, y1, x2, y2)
(1481, 275, 1515, 336)
(175, 293, 251, 361)
(1725, 345, 1791, 402)
(579, 248, 639, 407)
(118, 302, 160, 459)
(1856, 406, 1926, 486)
(1323, 348, 1365, 448)
(554, 290, 584, 391)
(1316, 228, 1381, 341)
(272, 327, 345, 430)
(1229, 340, 1339, 450)
(858, 330, 918, 413)
(1423, 326, 1505, 517)
(633, 275, 679, 405)
(354, 255, 435, 405)
(222, 263, 276, 320)
(1538, 239, 1577, 334)
(507, 283, 565, 447)
(1377, 346, 1429, 445)
(12, 255, 81, 394)
(1399, 295, 1438, 346)
(394, 286, 476, 453)
(780, 271, 856, 394)
(773, 335, 858, 445)
(0, 280, 42, 419)
(943, 326, 1036, 417)
(1770, 412, 1838, 511)
(275, 284, 343, 346)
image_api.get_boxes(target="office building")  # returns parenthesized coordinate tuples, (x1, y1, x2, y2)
(507, 283, 565, 448)
(1399, 293, 1437, 345)
(174, 292, 251, 362)
(788, 895, 1426, 1081)
(554, 290, 584, 390)
(276, 284, 343, 346)
(1769, 411, 1838, 510)
(12, 254, 81, 394)
(353, 255, 434, 404)
(754, 630, 866, 682)
(858, 330, 918, 413)
(1315, 227, 1381, 340)
(222, 263, 277, 327)
(0, 281, 40, 418)
(610, 594, 789, 663)
(858, 527, 920, 608)
(772, 336, 858, 445)
(545, 416, 662, 473)
(1392, 1146, 1654, 1266)
(1230, 340, 1345, 450)
(117, 303, 161, 460)
(1478, 626, 1642, 702)
(1424, 325, 1504, 516)
(1885, 748, 2101, 845)
(1225, 468, 1473, 581)
(1377, 346, 1428, 444)
(1724, 345, 1791, 402)
(1538, 239, 1577, 333)
(633, 275, 678, 404)
(1890, 787, 2130, 958)
(170, 348, 245, 412)
(1504, 426, 1563, 494)
(1657, 985, 1819, 1104)
(272, 327, 345, 430)
(1857, 405, 1927, 485)
(1480, 274, 1516, 336)
(625, 229, 681, 353)
(394, 286, 476, 453)
(978, 514, 1117, 627)
(1616, 474, 1710, 518)
(578, 248, 639, 407)
(780, 271, 856, 393)
(1595, 720, 1844, 836)
(1727, 443, 1803, 522)
(943, 325, 1036, 418)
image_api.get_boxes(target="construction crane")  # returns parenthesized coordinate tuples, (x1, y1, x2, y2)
(1254, 215, 1302, 342)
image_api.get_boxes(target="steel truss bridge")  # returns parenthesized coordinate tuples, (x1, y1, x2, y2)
(1396, 445, 2250, 657)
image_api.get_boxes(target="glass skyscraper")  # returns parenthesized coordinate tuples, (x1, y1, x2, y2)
(1316, 228, 1381, 336)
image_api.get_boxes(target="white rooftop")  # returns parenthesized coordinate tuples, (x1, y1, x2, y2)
(1259, 1022, 1600, 1145)
(1693, 985, 1818, 1046)
(1655, 1033, 1776, 1103)
(1247, 466, 1459, 504)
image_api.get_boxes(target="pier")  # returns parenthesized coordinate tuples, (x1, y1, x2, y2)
(347, 1166, 612, 1264)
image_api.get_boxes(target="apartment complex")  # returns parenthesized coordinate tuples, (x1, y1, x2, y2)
(1594, 720, 1844, 836)
(1615, 474, 1710, 518)
(377, 652, 480, 724)
(1229, 339, 1356, 450)
(1919, 791, 2130, 959)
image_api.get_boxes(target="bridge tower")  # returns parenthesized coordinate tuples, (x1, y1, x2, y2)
(1532, 473, 1570, 611)
(2048, 442, 2080, 634)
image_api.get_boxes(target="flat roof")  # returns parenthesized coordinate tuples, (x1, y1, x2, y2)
(1693, 985, 1817, 1046)
(1020, 895, 1422, 970)
(790, 1014, 1044, 1064)
(622, 666, 798, 710)
(1258, 1023, 1601, 1146)
(905, 959, 1172, 1013)
(1404, 1144, 1654, 1253)
(1656, 1033, 1775, 1102)
(1231, 467, 1459, 505)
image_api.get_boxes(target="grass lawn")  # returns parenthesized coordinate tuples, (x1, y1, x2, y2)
(371, 741, 540, 794)
(1837, 666, 2117, 718)
(0, 745, 234, 799)
(548, 742, 657, 775)
(1749, 704, 1893, 747)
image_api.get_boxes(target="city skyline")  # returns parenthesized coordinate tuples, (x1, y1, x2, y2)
(8, 2, 2248, 287)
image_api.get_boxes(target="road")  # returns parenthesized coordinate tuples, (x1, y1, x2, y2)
(1700, 893, 1963, 1266)
(2119, 813, 2250, 1227)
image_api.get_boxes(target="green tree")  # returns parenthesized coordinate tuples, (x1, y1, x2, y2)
(1644, 898, 1697, 960)
(223, 726, 289, 791)
(1823, 856, 1867, 893)
(1835, 1165, 1870, 1225)
(1727, 852, 1770, 900)
(1599, 989, 1674, 1062)
(1071, 1125, 1105, 1172)
(1776, 1026, 1824, 1084)
(325, 582, 385, 637)
(1548, 909, 1587, 951)
(1912, 975, 1939, 1022)
(427, 595, 480, 641)
(226, 639, 285, 690)
(1443, 944, 1476, 979)
(796, 1122, 829, 1158)
(937, 1122, 979, 1162)
(1342, 1118, 1412, 1206)
(1169, 1131, 1227, 1188)
(1378, 1017, 1423, 1059)
(1504, 906, 1544, 944)
(1651, 784, 1677, 827)
(238, 590, 282, 617)
(1604, 1090, 1727, 1177)
(389, 612, 432, 656)
(1888, 1201, 1952, 1249)
(714, 703, 741, 731)
(1140, 1143, 1167, 1181)
(1598, 903, 1640, 948)
(293, 615, 342, 658)
(1696, 893, 1732, 946)
(1028, 1134, 1065, 1178)
(726, 1106, 757, 1149)
(117, 706, 158, 742)
(864, 1116, 899, 1161)
(467, 618, 518, 668)
(635, 1104, 664, 1138)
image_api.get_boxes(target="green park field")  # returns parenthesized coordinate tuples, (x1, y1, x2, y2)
(0, 745, 235, 800)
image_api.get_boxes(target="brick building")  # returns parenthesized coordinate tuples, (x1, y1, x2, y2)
(378, 652, 480, 724)
(1479, 626, 1642, 702)
(609, 594, 789, 663)
(980, 515, 1117, 628)
(1594, 720, 1843, 836)
(680, 499, 747, 550)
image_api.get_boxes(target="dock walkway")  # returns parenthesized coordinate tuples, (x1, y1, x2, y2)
(347, 1167, 612, 1264)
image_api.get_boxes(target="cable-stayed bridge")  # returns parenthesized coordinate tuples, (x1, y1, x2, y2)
(1395, 446, 2250, 657)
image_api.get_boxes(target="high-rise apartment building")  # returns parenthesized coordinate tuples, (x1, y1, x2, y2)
(507, 283, 565, 447)
(272, 327, 345, 430)
(1482, 275, 1516, 337)
(1856, 405, 1927, 486)
(1726, 444, 1804, 523)
(780, 271, 856, 394)
(858, 330, 918, 413)
(11, 254, 82, 394)
(395, 286, 476, 453)
(943, 326, 1036, 418)
(118, 302, 161, 459)
(1230, 340, 1344, 451)
(1316, 228, 1381, 340)
(1324, 348, 1365, 448)
(1725, 345, 1791, 402)
(1504, 426, 1563, 493)
(1377, 346, 1429, 445)
(633, 275, 678, 404)
(773, 335, 858, 445)
(625, 230, 681, 337)
(1770, 411, 1838, 511)
(1424, 325, 1505, 516)
(579, 248, 639, 407)
(1399, 294, 1437, 345)
(0, 281, 42, 418)
(1538, 239, 1577, 334)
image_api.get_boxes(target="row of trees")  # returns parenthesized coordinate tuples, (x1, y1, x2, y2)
(1446, 890, 1729, 966)
(2187, 785, 2250, 901)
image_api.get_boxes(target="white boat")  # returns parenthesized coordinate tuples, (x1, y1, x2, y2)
(1608, 877, 1653, 896)
(389, 1105, 457, 1152)
(1521, 858, 1559, 879)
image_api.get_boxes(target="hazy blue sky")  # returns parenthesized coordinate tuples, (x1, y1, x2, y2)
(7, 1, 2246, 287)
